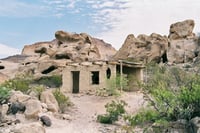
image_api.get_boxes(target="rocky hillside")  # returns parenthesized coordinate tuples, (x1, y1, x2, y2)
(22, 31, 116, 61)
(0, 31, 116, 83)
(114, 19, 199, 64)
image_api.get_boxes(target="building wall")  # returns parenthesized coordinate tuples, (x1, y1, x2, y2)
(61, 63, 116, 93)
(122, 66, 144, 90)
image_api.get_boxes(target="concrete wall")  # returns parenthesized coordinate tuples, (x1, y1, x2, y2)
(61, 63, 116, 93)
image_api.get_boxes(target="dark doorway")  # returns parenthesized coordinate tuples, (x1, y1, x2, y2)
(72, 71, 80, 93)
(91, 71, 99, 84)
(106, 68, 111, 79)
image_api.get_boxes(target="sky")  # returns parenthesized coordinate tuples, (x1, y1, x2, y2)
(0, 0, 200, 58)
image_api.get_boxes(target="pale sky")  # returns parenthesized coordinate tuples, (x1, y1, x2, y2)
(0, 0, 200, 58)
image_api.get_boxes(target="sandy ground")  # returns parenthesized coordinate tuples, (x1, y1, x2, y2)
(46, 91, 145, 133)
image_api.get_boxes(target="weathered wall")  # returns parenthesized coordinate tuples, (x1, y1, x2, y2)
(122, 66, 143, 90)
(61, 63, 116, 93)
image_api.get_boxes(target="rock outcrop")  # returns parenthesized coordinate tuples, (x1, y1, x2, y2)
(168, 19, 199, 63)
(114, 33, 168, 63)
(18, 31, 116, 78)
(169, 19, 195, 40)
(115, 19, 200, 64)
(22, 31, 116, 62)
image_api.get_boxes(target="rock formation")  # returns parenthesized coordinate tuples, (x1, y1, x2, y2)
(169, 19, 195, 40)
(114, 33, 168, 63)
(115, 19, 200, 64)
(167, 19, 199, 63)
(17, 31, 116, 78)
(22, 31, 116, 62)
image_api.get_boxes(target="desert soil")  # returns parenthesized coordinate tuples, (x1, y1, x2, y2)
(46, 91, 145, 133)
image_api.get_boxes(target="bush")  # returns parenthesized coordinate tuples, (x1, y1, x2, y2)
(36, 75, 62, 88)
(97, 100, 127, 124)
(2, 77, 30, 93)
(0, 86, 10, 104)
(136, 63, 200, 128)
(53, 89, 72, 113)
(124, 109, 161, 127)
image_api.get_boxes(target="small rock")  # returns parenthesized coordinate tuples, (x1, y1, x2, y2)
(39, 115, 52, 127)
(62, 114, 72, 120)
(7, 102, 26, 115)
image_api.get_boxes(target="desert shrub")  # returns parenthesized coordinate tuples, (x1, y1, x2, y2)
(97, 100, 127, 124)
(0, 86, 11, 104)
(53, 89, 72, 113)
(36, 75, 62, 88)
(105, 74, 128, 96)
(2, 77, 30, 93)
(124, 109, 162, 127)
(134, 63, 200, 129)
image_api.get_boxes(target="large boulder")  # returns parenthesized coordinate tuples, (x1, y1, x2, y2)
(40, 90, 59, 112)
(169, 19, 195, 40)
(168, 38, 199, 63)
(114, 33, 168, 63)
(168, 19, 199, 63)
(24, 99, 42, 119)
(11, 122, 45, 133)
(9, 91, 31, 103)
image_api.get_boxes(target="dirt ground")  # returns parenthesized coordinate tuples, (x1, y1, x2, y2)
(46, 91, 145, 133)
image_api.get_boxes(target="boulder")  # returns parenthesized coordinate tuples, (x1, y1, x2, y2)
(168, 38, 198, 63)
(39, 115, 52, 127)
(169, 19, 195, 40)
(55, 30, 87, 43)
(9, 91, 31, 103)
(114, 33, 168, 63)
(11, 122, 45, 133)
(24, 99, 42, 119)
(7, 102, 26, 115)
(40, 91, 59, 112)
(167, 19, 199, 63)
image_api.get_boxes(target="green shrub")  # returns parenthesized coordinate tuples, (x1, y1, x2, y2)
(0, 86, 11, 104)
(97, 114, 112, 124)
(136, 63, 200, 128)
(124, 109, 161, 127)
(97, 100, 127, 124)
(2, 77, 30, 93)
(53, 89, 72, 113)
(36, 75, 62, 88)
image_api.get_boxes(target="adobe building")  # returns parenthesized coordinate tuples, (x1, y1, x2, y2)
(61, 60, 144, 93)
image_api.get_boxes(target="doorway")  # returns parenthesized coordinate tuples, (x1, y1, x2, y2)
(72, 71, 80, 93)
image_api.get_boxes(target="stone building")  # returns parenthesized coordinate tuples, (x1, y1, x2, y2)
(61, 60, 144, 93)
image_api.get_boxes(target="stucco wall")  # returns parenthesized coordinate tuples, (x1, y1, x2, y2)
(61, 63, 116, 93)
(122, 66, 144, 90)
